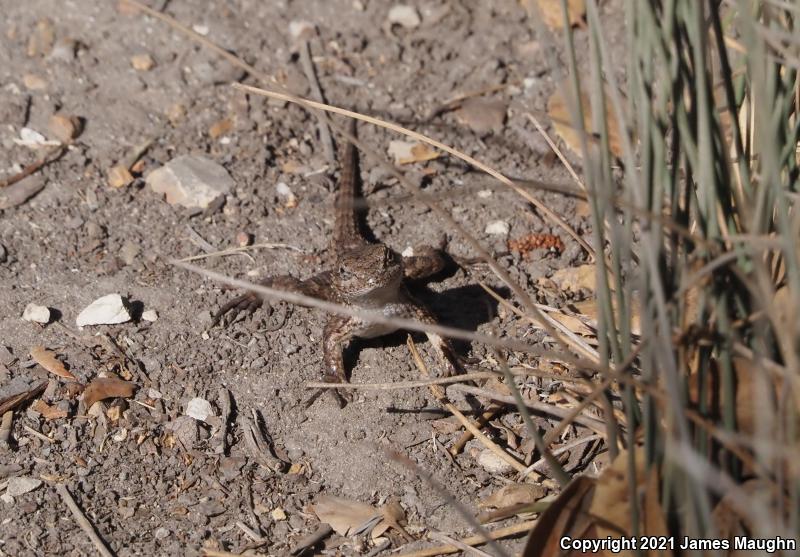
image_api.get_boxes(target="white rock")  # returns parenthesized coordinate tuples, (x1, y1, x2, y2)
(288, 20, 316, 41)
(22, 303, 50, 323)
(186, 397, 214, 422)
(401, 246, 415, 257)
(19, 127, 47, 144)
(141, 309, 158, 322)
(275, 182, 292, 197)
(388, 5, 421, 28)
(76, 294, 131, 327)
(1, 493, 13, 504)
(154, 527, 170, 540)
(6, 477, 43, 497)
(192, 24, 209, 36)
(477, 450, 514, 475)
(146, 155, 234, 210)
(485, 220, 510, 236)
(147, 388, 163, 400)
(477, 189, 493, 198)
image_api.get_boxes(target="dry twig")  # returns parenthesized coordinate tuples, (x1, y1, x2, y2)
(56, 483, 115, 557)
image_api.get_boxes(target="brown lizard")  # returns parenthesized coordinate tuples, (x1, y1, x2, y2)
(213, 120, 463, 405)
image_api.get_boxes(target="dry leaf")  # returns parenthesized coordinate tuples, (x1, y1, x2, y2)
(522, 476, 596, 557)
(550, 264, 596, 292)
(209, 118, 233, 139)
(311, 495, 381, 537)
(480, 483, 547, 509)
(372, 499, 412, 541)
(521, 0, 585, 30)
(549, 310, 594, 337)
(548, 81, 624, 158)
(82, 377, 136, 408)
(30, 346, 77, 380)
(387, 140, 440, 165)
(30, 399, 68, 421)
(108, 165, 134, 188)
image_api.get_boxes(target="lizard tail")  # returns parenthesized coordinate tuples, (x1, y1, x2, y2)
(333, 118, 363, 252)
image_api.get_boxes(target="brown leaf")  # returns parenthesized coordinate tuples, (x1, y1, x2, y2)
(522, 476, 596, 557)
(550, 264, 596, 293)
(30, 399, 68, 421)
(548, 82, 625, 159)
(30, 346, 77, 381)
(480, 483, 547, 509)
(311, 495, 381, 537)
(373, 499, 412, 541)
(82, 377, 136, 408)
(521, 0, 585, 30)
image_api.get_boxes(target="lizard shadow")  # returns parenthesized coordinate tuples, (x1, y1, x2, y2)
(342, 282, 509, 374)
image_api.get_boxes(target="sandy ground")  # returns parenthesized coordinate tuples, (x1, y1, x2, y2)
(0, 1, 611, 555)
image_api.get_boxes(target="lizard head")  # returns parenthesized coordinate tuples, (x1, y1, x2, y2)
(334, 244, 404, 301)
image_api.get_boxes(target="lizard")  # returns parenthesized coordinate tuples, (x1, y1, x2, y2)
(212, 119, 464, 405)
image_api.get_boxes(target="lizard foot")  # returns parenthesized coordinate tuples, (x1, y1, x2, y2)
(304, 374, 352, 409)
(211, 291, 263, 327)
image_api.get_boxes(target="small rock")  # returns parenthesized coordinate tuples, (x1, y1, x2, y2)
(388, 5, 421, 28)
(167, 103, 186, 126)
(477, 449, 514, 475)
(271, 507, 287, 521)
(49, 38, 76, 62)
(108, 165, 134, 189)
(19, 127, 47, 145)
(48, 114, 81, 142)
(147, 388, 162, 399)
(288, 20, 316, 41)
(76, 293, 131, 327)
(168, 415, 198, 447)
(485, 220, 510, 236)
(23, 74, 48, 91)
(6, 477, 43, 497)
(0, 493, 13, 505)
(0, 346, 14, 365)
(146, 155, 234, 211)
(141, 310, 158, 322)
(154, 527, 170, 540)
(477, 189, 492, 198)
(455, 98, 507, 135)
(185, 397, 214, 422)
(191, 24, 209, 36)
(130, 53, 155, 71)
(0, 176, 46, 209)
(236, 231, 252, 247)
(119, 241, 140, 266)
(27, 18, 55, 57)
(401, 246, 414, 257)
(22, 303, 50, 324)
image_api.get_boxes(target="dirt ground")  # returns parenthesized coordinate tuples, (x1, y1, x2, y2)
(0, 1, 612, 555)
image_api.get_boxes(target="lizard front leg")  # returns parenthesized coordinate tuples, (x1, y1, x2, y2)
(321, 314, 360, 406)
(212, 271, 333, 327)
(402, 244, 448, 281)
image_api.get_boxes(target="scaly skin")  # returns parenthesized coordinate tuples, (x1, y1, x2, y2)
(213, 119, 461, 406)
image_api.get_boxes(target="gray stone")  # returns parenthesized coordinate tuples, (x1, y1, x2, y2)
(147, 155, 234, 210)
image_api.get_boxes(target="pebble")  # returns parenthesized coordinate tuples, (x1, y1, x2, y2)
(485, 220, 510, 235)
(477, 189, 493, 198)
(22, 303, 50, 324)
(18, 127, 48, 146)
(146, 155, 234, 210)
(288, 20, 315, 41)
(477, 449, 514, 475)
(76, 293, 131, 327)
(169, 415, 198, 447)
(154, 527, 170, 540)
(141, 309, 158, 322)
(108, 165, 134, 189)
(455, 98, 507, 134)
(185, 397, 214, 422)
(6, 477, 43, 497)
(22, 74, 48, 91)
(48, 114, 81, 142)
(388, 5, 421, 28)
(119, 240, 140, 265)
(130, 53, 155, 71)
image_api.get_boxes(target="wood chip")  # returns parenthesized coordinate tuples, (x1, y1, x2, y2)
(31, 399, 68, 420)
(107, 165, 135, 188)
(82, 377, 135, 408)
